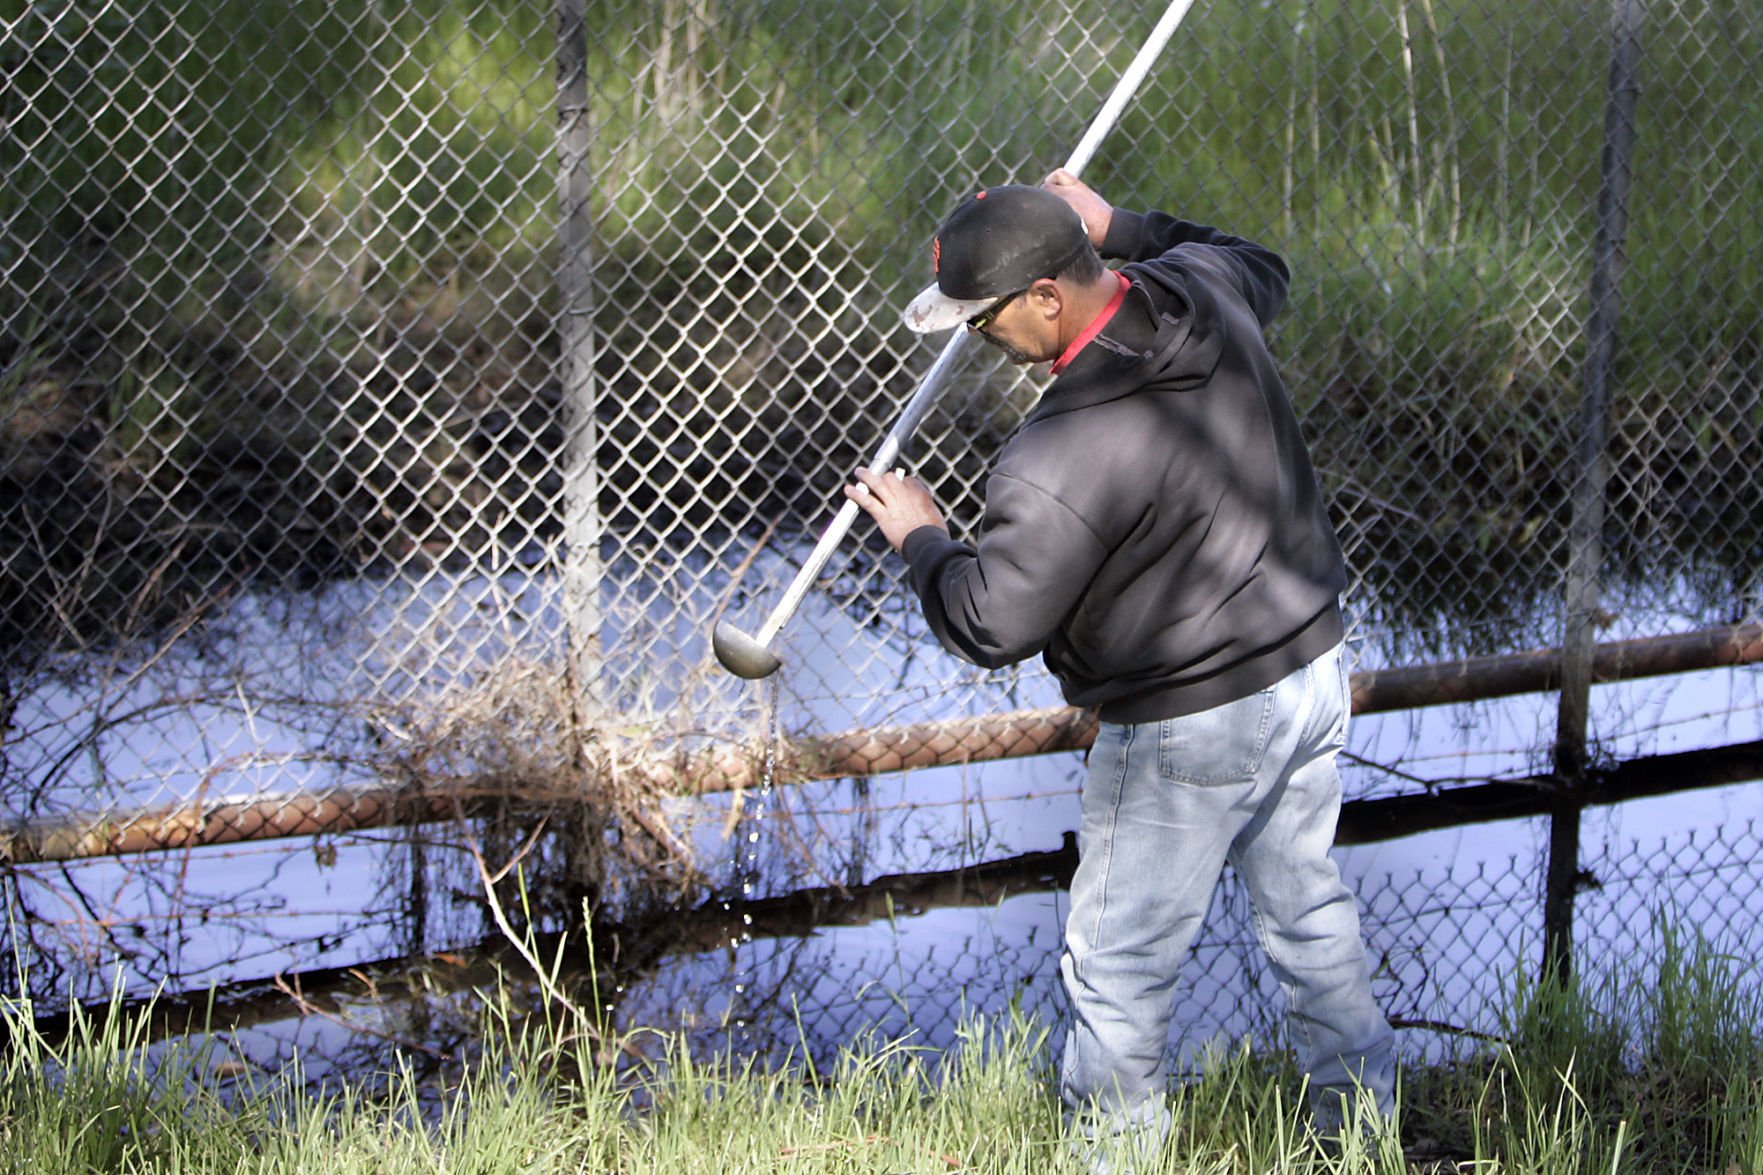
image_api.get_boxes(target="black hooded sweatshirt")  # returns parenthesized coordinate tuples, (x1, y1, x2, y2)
(898, 208, 1346, 724)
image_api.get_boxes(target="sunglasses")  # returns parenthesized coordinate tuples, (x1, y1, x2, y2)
(966, 286, 1030, 333)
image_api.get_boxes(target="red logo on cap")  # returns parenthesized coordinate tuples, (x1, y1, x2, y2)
(932, 237, 941, 274)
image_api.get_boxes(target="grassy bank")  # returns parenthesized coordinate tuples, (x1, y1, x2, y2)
(5, 924, 1760, 1173)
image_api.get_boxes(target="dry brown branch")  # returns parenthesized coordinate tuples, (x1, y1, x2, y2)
(271, 971, 451, 1060)
(707, 518, 780, 634)
(377, 649, 707, 911)
(445, 790, 616, 1059)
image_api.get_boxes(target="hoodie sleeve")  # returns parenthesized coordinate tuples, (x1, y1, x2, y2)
(899, 472, 1108, 670)
(1100, 208, 1289, 327)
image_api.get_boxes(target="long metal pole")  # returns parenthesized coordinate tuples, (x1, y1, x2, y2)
(713, 0, 1198, 678)
(1545, 0, 1642, 984)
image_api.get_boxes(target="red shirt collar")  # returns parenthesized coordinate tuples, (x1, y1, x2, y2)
(1049, 270, 1132, 376)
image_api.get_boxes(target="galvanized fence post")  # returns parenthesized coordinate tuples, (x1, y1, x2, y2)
(557, 0, 602, 721)
(1546, 0, 1644, 983)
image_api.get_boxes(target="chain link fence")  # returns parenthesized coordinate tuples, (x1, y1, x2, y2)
(3, 0, 1762, 1039)
(115, 808, 1763, 1085)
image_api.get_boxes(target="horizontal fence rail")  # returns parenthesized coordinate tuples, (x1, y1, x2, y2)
(5, 623, 1760, 864)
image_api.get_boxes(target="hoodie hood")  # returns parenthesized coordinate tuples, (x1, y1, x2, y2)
(1025, 257, 1233, 424)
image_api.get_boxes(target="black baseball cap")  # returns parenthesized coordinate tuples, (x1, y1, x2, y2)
(903, 184, 1091, 334)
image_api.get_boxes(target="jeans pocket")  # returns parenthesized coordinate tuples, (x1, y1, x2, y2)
(1157, 687, 1276, 785)
(1333, 647, 1353, 740)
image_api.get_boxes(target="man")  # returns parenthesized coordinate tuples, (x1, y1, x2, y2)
(846, 171, 1395, 1154)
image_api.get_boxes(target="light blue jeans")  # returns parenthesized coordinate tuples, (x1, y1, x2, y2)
(1059, 640, 1394, 1148)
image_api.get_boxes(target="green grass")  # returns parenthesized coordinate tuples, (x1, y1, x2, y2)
(4, 920, 1760, 1174)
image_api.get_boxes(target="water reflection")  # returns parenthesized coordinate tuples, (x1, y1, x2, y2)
(2, 538, 1760, 1081)
(112, 783, 1761, 1096)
